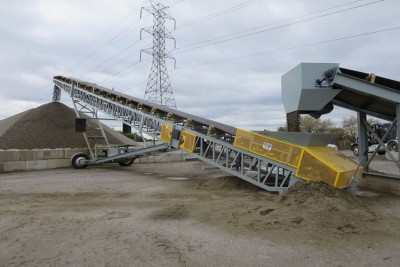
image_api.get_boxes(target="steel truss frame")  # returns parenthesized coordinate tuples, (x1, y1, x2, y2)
(71, 99, 110, 159)
(54, 78, 300, 192)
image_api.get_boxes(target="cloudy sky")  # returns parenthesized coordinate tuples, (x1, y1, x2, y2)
(1, 0, 399, 130)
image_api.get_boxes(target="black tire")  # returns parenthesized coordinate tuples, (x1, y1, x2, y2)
(377, 147, 386, 155)
(387, 141, 398, 152)
(118, 158, 135, 167)
(71, 153, 89, 169)
(352, 145, 359, 156)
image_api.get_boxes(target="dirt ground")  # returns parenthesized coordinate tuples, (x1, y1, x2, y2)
(1, 159, 400, 267)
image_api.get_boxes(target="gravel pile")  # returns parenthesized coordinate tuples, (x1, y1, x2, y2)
(0, 102, 131, 150)
(270, 181, 375, 234)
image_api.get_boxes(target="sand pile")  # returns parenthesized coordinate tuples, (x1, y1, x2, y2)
(255, 181, 378, 235)
(200, 179, 379, 238)
(276, 180, 355, 203)
(0, 102, 134, 150)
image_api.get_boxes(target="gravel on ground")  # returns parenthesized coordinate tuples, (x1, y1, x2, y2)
(1, 161, 399, 267)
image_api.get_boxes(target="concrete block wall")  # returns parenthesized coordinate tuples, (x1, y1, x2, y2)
(0, 148, 89, 173)
(137, 150, 188, 163)
(0, 148, 190, 173)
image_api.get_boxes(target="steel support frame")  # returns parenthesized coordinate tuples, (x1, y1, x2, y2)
(335, 69, 400, 176)
(54, 78, 299, 192)
(397, 104, 400, 172)
(182, 128, 298, 192)
(87, 143, 169, 165)
(54, 79, 166, 141)
(71, 99, 112, 159)
(357, 110, 400, 174)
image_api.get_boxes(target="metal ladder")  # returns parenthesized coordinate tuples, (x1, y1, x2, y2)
(71, 99, 110, 160)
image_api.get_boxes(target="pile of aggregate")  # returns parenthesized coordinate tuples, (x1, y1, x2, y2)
(268, 181, 377, 235)
(0, 102, 126, 150)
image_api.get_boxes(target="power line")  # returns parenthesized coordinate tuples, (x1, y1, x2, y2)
(76, 0, 378, 89)
(65, 19, 146, 75)
(62, 1, 147, 70)
(88, 47, 149, 77)
(79, 36, 151, 79)
(176, 0, 265, 29)
(99, 59, 151, 86)
(79, 1, 185, 84)
(168, 0, 187, 6)
(176, 26, 400, 69)
(64, 1, 150, 75)
(174, 0, 384, 54)
(16, 2, 150, 113)
(176, 0, 367, 50)
(70, 1, 185, 90)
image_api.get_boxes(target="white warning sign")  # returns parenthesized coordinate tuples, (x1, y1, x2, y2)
(262, 142, 272, 151)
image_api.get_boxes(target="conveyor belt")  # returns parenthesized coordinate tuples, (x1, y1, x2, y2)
(281, 62, 400, 177)
(55, 76, 236, 136)
(282, 63, 400, 121)
(54, 75, 361, 191)
(333, 68, 400, 121)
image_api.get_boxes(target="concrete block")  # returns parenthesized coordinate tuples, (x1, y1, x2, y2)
(138, 153, 185, 164)
(26, 160, 48, 171)
(0, 150, 21, 162)
(156, 153, 185, 163)
(43, 149, 65, 159)
(19, 150, 32, 161)
(32, 149, 45, 160)
(64, 148, 86, 159)
(4, 161, 26, 172)
(138, 156, 156, 163)
(47, 159, 71, 169)
(20, 149, 44, 161)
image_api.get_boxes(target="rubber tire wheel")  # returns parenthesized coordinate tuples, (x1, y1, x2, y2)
(118, 158, 134, 167)
(71, 153, 89, 169)
(387, 141, 398, 152)
(352, 145, 359, 156)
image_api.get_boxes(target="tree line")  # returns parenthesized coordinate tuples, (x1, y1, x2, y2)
(277, 115, 379, 149)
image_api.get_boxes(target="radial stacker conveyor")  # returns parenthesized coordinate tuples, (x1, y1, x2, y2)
(53, 75, 360, 192)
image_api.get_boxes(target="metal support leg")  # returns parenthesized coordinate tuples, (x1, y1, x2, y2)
(52, 85, 61, 102)
(357, 111, 368, 171)
(397, 104, 400, 174)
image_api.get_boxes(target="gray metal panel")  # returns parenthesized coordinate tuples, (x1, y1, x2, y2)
(281, 63, 340, 113)
(282, 63, 400, 121)
(281, 64, 303, 113)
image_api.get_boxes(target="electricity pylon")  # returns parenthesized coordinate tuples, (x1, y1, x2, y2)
(140, 0, 177, 109)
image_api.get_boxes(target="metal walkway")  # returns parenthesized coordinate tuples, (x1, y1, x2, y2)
(53, 75, 359, 192)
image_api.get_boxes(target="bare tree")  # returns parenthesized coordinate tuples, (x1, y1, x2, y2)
(300, 115, 334, 133)
(341, 116, 357, 142)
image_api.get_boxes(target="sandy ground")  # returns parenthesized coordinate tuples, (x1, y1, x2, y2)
(342, 149, 400, 177)
(1, 160, 400, 267)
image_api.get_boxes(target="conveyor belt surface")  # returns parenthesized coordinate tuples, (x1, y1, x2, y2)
(55, 76, 237, 136)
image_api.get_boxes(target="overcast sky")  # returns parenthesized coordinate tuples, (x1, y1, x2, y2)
(1, 0, 399, 130)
